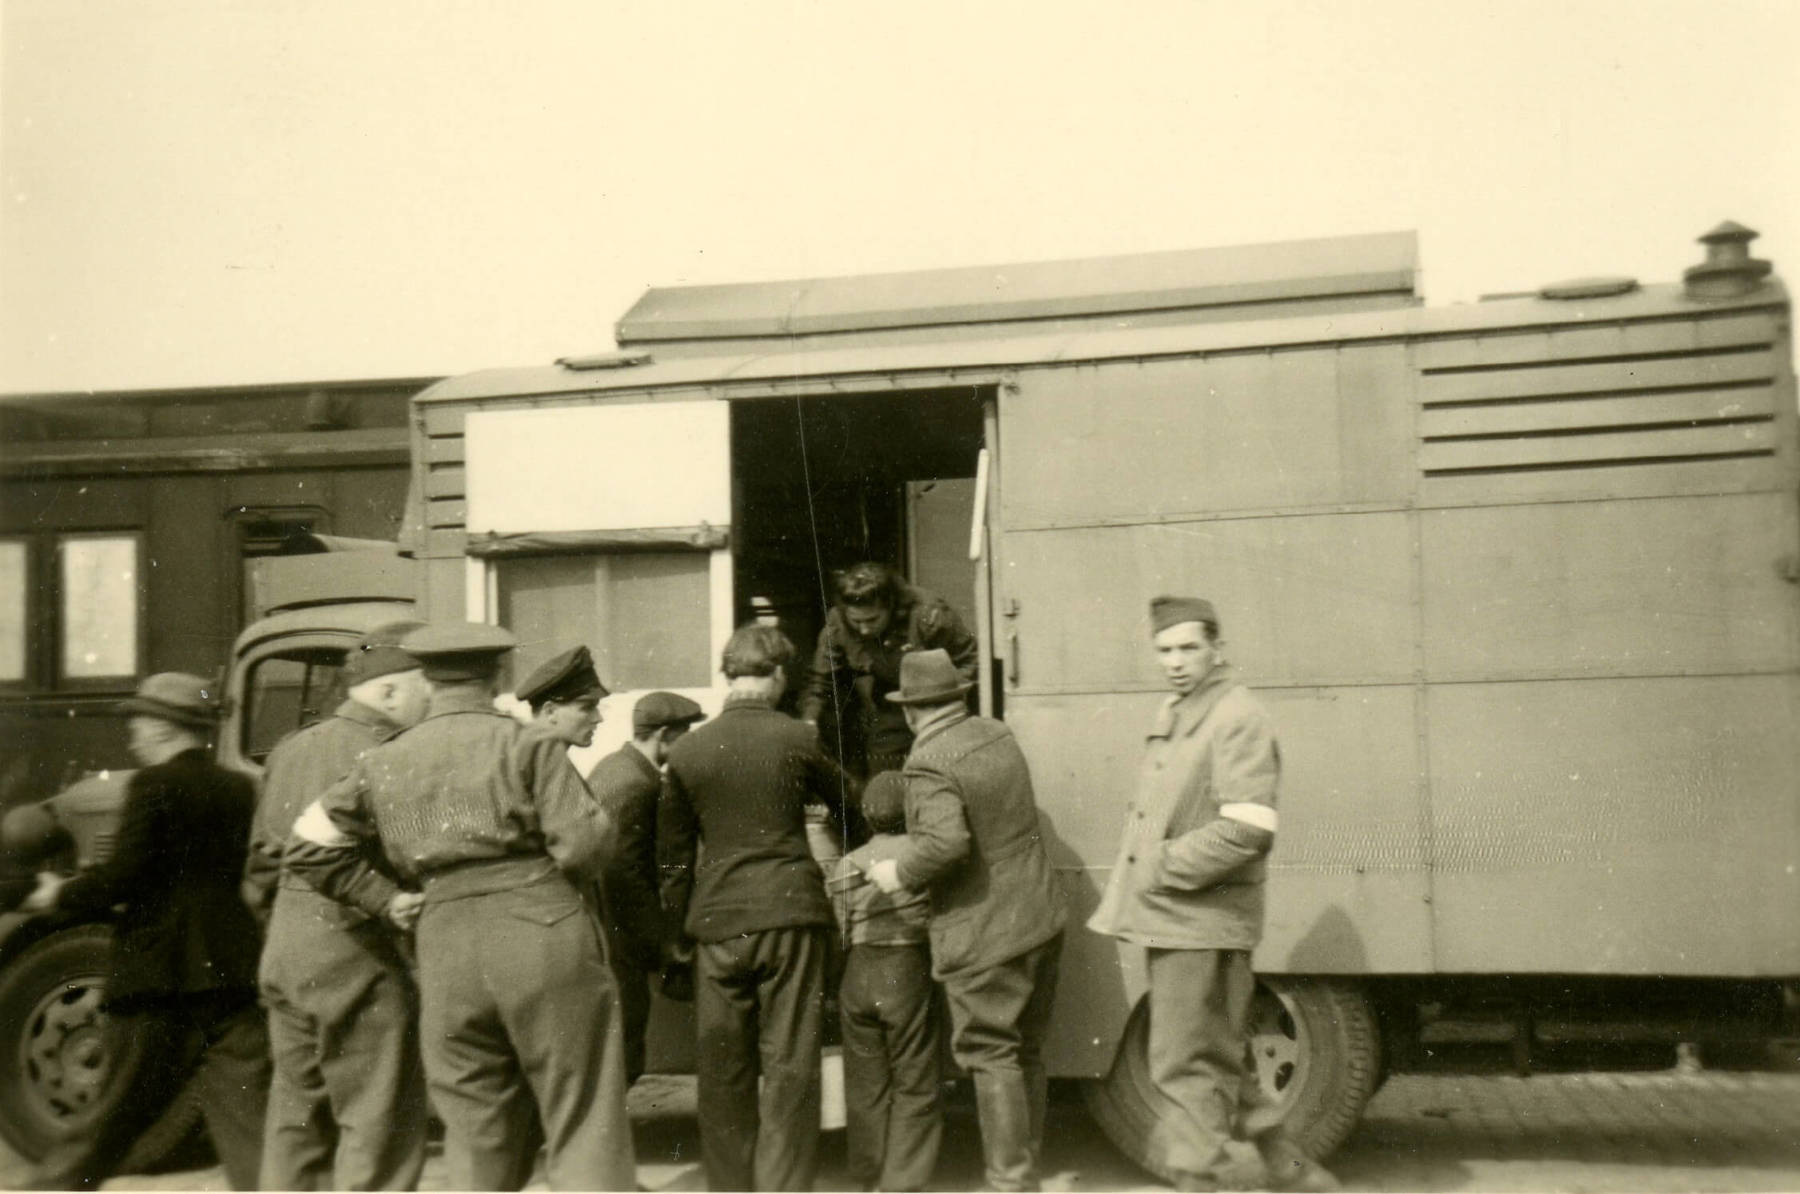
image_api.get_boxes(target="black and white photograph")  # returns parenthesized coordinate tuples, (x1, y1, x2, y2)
(2, 2, 1798, 1190)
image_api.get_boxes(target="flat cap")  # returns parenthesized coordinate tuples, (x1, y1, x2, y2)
(516, 645, 609, 707)
(118, 672, 219, 730)
(1150, 595, 1218, 634)
(632, 691, 706, 736)
(343, 619, 425, 685)
(400, 622, 517, 682)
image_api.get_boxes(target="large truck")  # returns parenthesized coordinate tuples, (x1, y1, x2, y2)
(4, 222, 1795, 1179)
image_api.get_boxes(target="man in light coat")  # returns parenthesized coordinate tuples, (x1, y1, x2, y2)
(866, 648, 1066, 1192)
(1088, 596, 1336, 1193)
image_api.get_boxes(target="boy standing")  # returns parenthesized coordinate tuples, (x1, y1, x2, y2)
(831, 771, 941, 1192)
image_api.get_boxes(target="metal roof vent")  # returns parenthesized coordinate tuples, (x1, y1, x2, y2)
(1683, 221, 1772, 300)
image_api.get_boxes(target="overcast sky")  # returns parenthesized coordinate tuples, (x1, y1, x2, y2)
(3, 0, 1796, 394)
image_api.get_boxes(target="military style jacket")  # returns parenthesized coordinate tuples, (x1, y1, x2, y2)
(891, 712, 1066, 980)
(287, 690, 612, 915)
(244, 698, 393, 924)
(58, 748, 261, 1007)
(1088, 663, 1280, 951)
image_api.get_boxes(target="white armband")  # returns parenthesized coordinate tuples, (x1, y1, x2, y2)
(291, 800, 356, 848)
(1220, 803, 1278, 833)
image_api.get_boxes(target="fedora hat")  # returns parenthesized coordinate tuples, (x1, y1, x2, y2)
(885, 649, 974, 707)
(118, 672, 219, 730)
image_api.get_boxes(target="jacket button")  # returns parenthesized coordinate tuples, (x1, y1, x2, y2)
(1127, 854, 1136, 864)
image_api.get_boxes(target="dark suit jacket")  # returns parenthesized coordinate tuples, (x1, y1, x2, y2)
(588, 743, 668, 971)
(659, 694, 855, 943)
(59, 748, 262, 1007)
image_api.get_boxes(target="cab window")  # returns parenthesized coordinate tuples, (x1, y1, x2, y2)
(241, 648, 347, 764)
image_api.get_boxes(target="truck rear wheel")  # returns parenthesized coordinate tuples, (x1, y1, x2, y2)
(0, 924, 206, 1172)
(1081, 975, 1380, 1181)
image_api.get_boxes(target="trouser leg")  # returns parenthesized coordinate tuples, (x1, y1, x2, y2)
(1146, 947, 1258, 1183)
(942, 934, 1062, 1193)
(841, 950, 892, 1191)
(418, 905, 537, 1190)
(874, 944, 941, 1193)
(695, 936, 761, 1191)
(610, 954, 652, 1086)
(752, 925, 825, 1193)
(316, 960, 429, 1190)
(185, 997, 273, 1191)
(259, 990, 335, 1190)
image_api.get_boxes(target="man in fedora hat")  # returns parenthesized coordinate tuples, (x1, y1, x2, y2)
(865, 648, 1066, 1192)
(1088, 597, 1336, 1193)
(286, 622, 633, 1191)
(25, 672, 270, 1190)
(586, 689, 705, 1084)
(245, 621, 431, 1191)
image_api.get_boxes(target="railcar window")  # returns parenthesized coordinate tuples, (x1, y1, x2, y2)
(59, 534, 140, 681)
(242, 650, 347, 763)
(0, 540, 23, 682)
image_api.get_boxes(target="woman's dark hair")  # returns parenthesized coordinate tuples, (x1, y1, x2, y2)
(721, 623, 796, 679)
(833, 561, 905, 608)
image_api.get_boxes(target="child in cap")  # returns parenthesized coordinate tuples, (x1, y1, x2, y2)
(829, 770, 941, 1191)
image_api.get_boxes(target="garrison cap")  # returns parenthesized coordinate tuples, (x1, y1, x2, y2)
(516, 645, 609, 707)
(632, 691, 706, 736)
(400, 622, 517, 682)
(343, 619, 425, 684)
(1150, 595, 1218, 635)
(118, 672, 220, 730)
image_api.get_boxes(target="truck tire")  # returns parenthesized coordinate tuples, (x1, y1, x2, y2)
(1082, 975, 1380, 1181)
(0, 924, 207, 1172)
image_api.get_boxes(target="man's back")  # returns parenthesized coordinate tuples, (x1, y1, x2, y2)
(662, 696, 841, 941)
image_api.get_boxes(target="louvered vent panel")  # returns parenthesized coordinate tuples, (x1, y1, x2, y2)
(1418, 341, 1778, 477)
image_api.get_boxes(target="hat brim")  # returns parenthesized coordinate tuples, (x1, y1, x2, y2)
(885, 680, 975, 706)
(118, 696, 217, 729)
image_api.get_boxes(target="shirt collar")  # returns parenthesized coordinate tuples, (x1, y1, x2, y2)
(423, 689, 499, 719)
(910, 703, 969, 748)
(721, 691, 776, 713)
(1150, 662, 1239, 740)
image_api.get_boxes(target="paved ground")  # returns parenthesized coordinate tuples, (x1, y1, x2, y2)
(7, 1066, 1800, 1190)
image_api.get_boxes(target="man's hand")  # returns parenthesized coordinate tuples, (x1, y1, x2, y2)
(384, 890, 425, 932)
(867, 858, 905, 895)
(21, 871, 67, 913)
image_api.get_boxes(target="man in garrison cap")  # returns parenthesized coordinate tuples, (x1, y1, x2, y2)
(585, 689, 706, 1084)
(245, 620, 432, 1191)
(25, 674, 271, 1190)
(864, 649, 1065, 1193)
(1087, 598, 1336, 1193)
(516, 644, 609, 749)
(286, 622, 634, 1191)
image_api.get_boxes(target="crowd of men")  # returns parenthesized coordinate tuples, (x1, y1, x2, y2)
(17, 560, 1338, 1194)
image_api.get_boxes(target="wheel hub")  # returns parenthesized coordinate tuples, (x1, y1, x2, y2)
(1250, 986, 1311, 1111)
(19, 974, 112, 1127)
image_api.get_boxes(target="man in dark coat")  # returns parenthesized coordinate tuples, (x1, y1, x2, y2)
(245, 621, 430, 1191)
(26, 672, 271, 1190)
(659, 624, 856, 1192)
(286, 622, 632, 1192)
(866, 649, 1067, 1193)
(800, 561, 978, 777)
(585, 688, 705, 1084)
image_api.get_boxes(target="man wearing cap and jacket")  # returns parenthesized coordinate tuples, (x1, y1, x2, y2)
(864, 648, 1066, 1193)
(516, 643, 608, 751)
(286, 622, 632, 1192)
(586, 689, 705, 1085)
(25, 673, 271, 1190)
(1087, 597, 1336, 1194)
(245, 621, 431, 1191)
